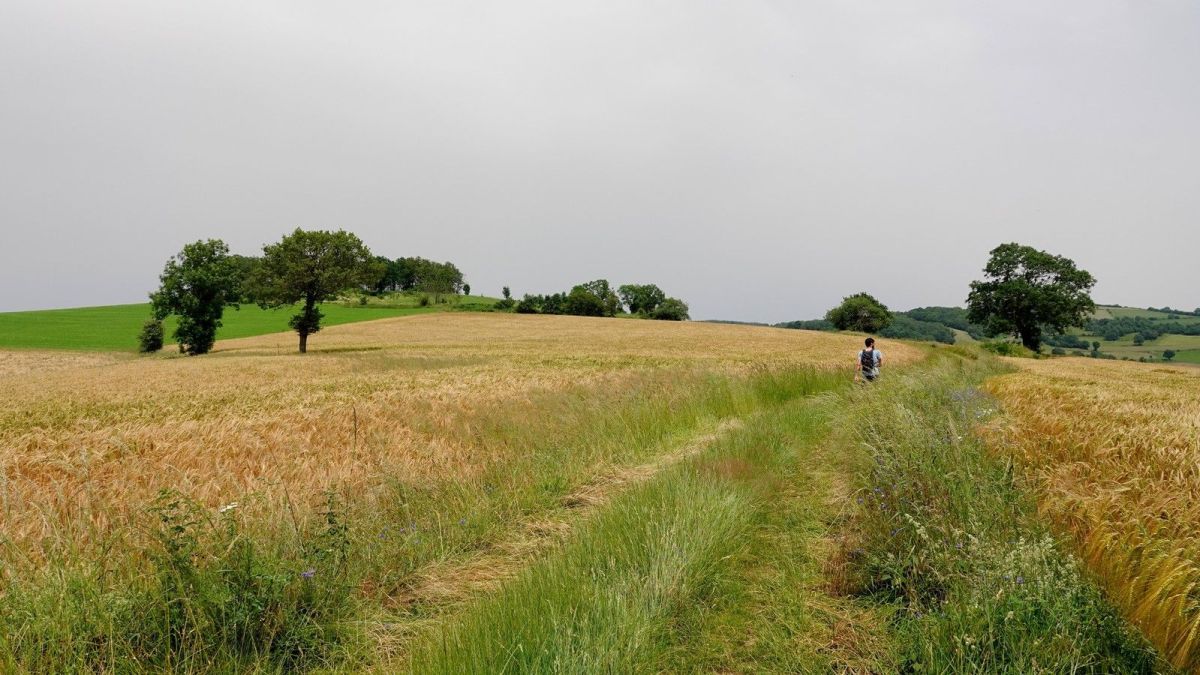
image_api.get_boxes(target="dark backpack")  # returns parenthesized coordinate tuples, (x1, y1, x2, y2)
(860, 349, 876, 378)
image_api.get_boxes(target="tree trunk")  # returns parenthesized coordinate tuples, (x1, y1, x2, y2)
(297, 296, 316, 354)
(1018, 327, 1041, 352)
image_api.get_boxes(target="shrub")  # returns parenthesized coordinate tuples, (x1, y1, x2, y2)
(826, 292, 893, 333)
(650, 297, 689, 321)
(138, 320, 165, 353)
(564, 287, 606, 317)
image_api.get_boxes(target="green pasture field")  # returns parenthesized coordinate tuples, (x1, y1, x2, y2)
(0, 294, 501, 352)
(1098, 333, 1200, 363)
(1090, 305, 1180, 320)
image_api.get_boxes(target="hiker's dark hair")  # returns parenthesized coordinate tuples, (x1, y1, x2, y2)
(864, 337, 875, 347)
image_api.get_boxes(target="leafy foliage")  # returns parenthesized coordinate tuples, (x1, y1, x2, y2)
(1086, 316, 1200, 342)
(495, 286, 515, 310)
(651, 297, 690, 321)
(150, 239, 240, 355)
(776, 319, 836, 332)
(825, 293, 893, 333)
(879, 315, 955, 344)
(903, 306, 986, 339)
(569, 280, 621, 316)
(966, 243, 1096, 351)
(251, 229, 381, 353)
(138, 319, 165, 353)
(618, 284, 667, 315)
(1043, 333, 1092, 350)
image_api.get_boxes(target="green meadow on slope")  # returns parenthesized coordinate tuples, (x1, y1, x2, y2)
(0, 295, 500, 351)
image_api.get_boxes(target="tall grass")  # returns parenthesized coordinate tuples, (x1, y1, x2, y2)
(653, 388, 898, 672)
(0, 360, 843, 672)
(405, 369, 846, 673)
(840, 353, 1162, 672)
(408, 470, 753, 673)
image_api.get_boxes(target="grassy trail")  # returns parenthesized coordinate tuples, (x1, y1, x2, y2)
(383, 418, 744, 615)
(389, 351, 1167, 674)
(399, 375, 850, 673)
(387, 369, 894, 672)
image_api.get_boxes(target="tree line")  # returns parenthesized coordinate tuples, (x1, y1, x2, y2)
(142, 231, 693, 356)
(142, 229, 468, 355)
(1084, 316, 1200, 342)
(780, 243, 1099, 353)
(510, 280, 689, 321)
(371, 256, 465, 301)
(778, 296, 964, 345)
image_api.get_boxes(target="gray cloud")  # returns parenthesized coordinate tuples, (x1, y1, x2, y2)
(2, 1, 1197, 320)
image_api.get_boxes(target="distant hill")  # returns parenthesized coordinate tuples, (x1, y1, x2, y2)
(1050, 304, 1200, 364)
(776, 303, 1200, 364)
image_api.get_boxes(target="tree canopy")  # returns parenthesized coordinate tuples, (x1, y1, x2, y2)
(825, 293, 893, 333)
(251, 228, 381, 353)
(150, 239, 240, 355)
(966, 243, 1096, 351)
(618, 284, 667, 315)
(651, 297, 689, 321)
(510, 279, 688, 321)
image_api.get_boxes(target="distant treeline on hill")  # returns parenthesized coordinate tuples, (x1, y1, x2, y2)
(370, 256, 465, 298)
(225, 253, 467, 303)
(508, 280, 689, 321)
(1082, 316, 1200, 342)
(777, 306, 984, 344)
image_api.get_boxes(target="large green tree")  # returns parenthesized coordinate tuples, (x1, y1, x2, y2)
(966, 243, 1096, 351)
(415, 260, 465, 302)
(251, 229, 381, 353)
(826, 293, 893, 333)
(567, 279, 620, 317)
(651, 297, 690, 321)
(150, 239, 240, 355)
(370, 256, 402, 294)
(618, 283, 667, 315)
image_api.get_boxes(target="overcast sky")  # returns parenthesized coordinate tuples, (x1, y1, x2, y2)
(2, 1, 1197, 321)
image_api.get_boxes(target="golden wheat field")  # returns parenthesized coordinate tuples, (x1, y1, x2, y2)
(0, 313, 919, 563)
(985, 357, 1200, 670)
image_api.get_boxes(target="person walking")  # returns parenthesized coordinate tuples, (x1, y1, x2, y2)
(855, 337, 883, 382)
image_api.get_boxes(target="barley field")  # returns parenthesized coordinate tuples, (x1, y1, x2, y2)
(986, 357, 1200, 670)
(0, 314, 914, 553)
(4, 316, 1178, 673)
(0, 313, 925, 671)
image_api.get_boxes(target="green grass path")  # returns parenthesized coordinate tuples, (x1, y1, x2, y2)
(401, 353, 1165, 673)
